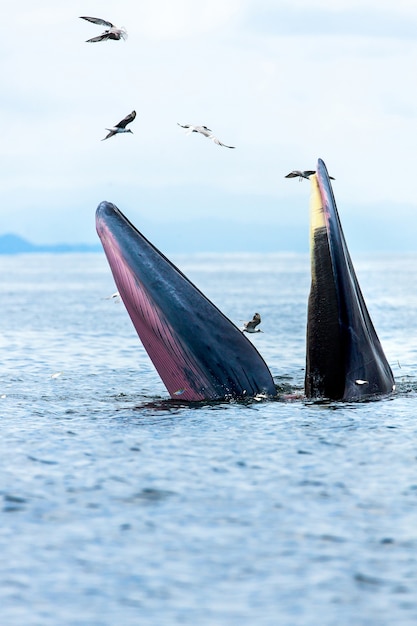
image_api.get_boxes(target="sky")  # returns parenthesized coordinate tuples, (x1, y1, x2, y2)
(2, 0, 417, 252)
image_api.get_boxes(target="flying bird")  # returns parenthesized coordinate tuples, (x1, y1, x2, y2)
(242, 313, 263, 333)
(177, 123, 235, 149)
(101, 111, 136, 141)
(285, 170, 335, 181)
(103, 291, 120, 301)
(79, 16, 128, 43)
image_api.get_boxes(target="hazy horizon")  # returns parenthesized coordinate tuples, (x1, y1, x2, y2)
(1, 198, 414, 254)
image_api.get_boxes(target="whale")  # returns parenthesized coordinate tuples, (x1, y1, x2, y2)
(305, 159, 395, 400)
(96, 158, 395, 403)
(96, 201, 277, 401)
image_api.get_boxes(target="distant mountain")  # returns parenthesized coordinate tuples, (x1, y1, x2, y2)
(0, 221, 309, 255)
(0, 233, 101, 255)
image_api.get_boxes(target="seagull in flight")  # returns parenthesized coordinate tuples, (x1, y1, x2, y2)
(103, 291, 120, 301)
(79, 16, 128, 43)
(285, 170, 335, 181)
(177, 123, 235, 149)
(242, 313, 263, 333)
(102, 111, 136, 140)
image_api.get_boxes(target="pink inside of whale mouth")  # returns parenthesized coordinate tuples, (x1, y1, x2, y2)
(96, 219, 218, 401)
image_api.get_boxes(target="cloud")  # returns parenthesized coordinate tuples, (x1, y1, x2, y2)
(254, 0, 417, 14)
(243, 2, 417, 38)
(138, 0, 243, 39)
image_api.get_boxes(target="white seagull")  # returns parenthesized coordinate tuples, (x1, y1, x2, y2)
(103, 291, 120, 301)
(102, 111, 136, 141)
(242, 313, 263, 333)
(285, 170, 335, 181)
(177, 123, 235, 149)
(79, 16, 128, 43)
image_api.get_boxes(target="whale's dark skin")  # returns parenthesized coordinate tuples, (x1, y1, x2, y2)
(305, 159, 395, 401)
(96, 201, 277, 401)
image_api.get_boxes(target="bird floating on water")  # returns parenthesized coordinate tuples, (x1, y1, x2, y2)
(285, 170, 335, 181)
(102, 111, 136, 141)
(177, 123, 235, 149)
(242, 313, 263, 333)
(79, 16, 128, 43)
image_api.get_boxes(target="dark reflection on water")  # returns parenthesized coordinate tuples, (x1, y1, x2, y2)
(1, 253, 417, 625)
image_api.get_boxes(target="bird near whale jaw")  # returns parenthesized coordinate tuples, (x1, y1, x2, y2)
(95, 202, 277, 402)
(305, 159, 395, 401)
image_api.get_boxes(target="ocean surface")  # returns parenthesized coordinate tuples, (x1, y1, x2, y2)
(1, 251, 417, 626)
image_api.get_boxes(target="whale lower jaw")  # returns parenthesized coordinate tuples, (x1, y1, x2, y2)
(305, 159, 395, 401)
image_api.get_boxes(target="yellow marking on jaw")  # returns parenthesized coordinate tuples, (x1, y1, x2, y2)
(309, 174, 326, 236)
(309, 174, 326, 283)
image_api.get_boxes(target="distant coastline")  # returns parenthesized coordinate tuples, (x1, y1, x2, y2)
(3, 222, 410, 255)
(0, 233, 101, 255)
(0, 224, 309, 255)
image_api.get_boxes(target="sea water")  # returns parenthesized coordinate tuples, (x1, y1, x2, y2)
(1, 252, 417, 626)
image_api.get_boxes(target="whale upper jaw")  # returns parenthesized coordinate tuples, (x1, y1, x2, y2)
(305, 159, 395, 401)
(96, 201, 277, 402)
